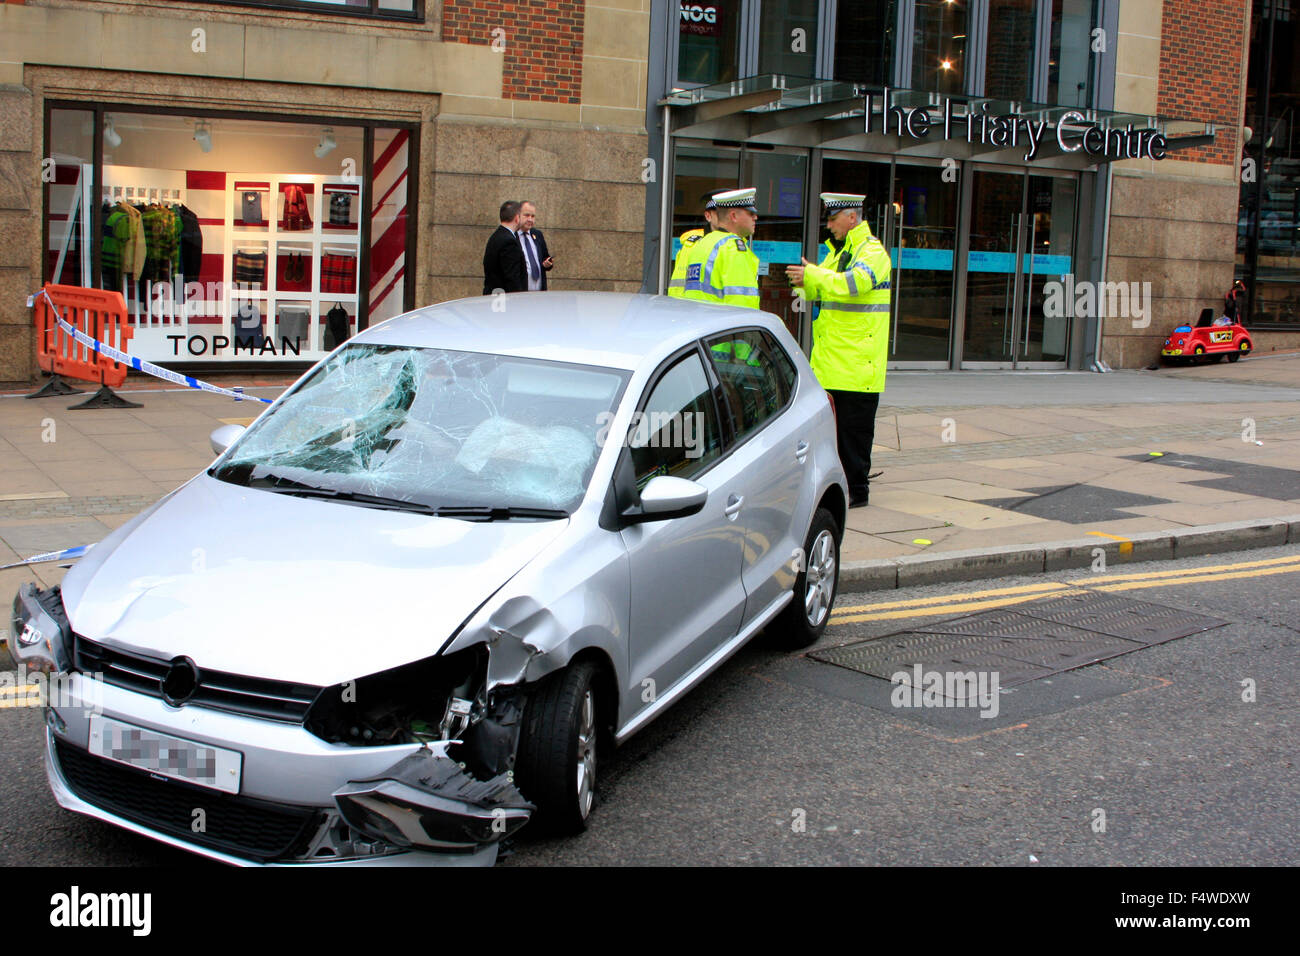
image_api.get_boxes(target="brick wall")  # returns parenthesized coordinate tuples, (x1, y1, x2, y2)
(1156, 0, 1250, 165)
(442, 0, 585, 103)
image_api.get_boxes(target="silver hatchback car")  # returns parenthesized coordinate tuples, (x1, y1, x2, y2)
(12, 292, 847, 866)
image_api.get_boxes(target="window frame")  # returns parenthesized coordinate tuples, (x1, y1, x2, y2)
(703, 326, 800, 444)
(174, 0, 424, 22)
(626, 343, 731, 488)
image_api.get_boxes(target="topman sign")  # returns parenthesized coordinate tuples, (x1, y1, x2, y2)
(865, 87, 1170, 162)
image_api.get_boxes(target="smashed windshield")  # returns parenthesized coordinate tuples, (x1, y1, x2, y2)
(213, 344, 628, 513)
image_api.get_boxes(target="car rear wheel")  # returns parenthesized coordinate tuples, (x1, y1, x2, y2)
(515, 661, 599, 835)
(769, 507, 840, 650)
(1228, 340, 1251, 362)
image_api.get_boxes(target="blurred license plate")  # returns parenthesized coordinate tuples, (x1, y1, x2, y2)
(88, 716, 242, 794)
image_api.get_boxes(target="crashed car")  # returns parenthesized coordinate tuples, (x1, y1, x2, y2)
(1161, 309, 1252, 363)
(12, 292, 847, 866)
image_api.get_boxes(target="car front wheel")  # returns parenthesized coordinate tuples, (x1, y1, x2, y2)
(769, 507, 840, 649)
(515, 661, 599, 835)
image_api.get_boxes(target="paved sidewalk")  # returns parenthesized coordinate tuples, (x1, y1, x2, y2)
(1, 354, 1298, 600)
(849, 353, 1300, 563)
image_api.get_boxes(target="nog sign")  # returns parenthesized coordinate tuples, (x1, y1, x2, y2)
(680, 3, 721, 36)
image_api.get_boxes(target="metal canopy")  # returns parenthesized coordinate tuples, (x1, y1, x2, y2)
(662, 75, 1215, 167)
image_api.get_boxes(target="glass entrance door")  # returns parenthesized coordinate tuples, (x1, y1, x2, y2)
(961, 170, 1075, 368)
(820, 158, 954, 367)
(892, 164, 957, 364)
(1019, 175, 1077, 365)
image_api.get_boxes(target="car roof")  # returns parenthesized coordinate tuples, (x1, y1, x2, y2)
(352, 292, 785, 371)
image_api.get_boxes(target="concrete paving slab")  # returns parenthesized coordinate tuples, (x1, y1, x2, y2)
(840, 530, 922, 561)
(979, 457, 1052, 470)
(843, 505, 947, 535)
(868, 488, 1047, 529)
(0, 517, 111, 556)
(885, 478, 1037, 501)
(1124, 499, 1290, 523)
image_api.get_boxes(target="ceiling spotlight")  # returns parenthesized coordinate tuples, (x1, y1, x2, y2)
(194, 120, 213, 153)
(314, 127, 337, 159)
(940, 59, 953, 70)
(103, 116, 122, 149)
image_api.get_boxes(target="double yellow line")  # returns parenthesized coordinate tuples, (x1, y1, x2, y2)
(831, 553, 1300, 624)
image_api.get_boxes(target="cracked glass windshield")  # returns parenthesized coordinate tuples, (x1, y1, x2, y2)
(213, 344, 628, 513)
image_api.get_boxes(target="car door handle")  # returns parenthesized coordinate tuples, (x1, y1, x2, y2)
(725, 494, 744, 518)
(795, 440, 809, 463)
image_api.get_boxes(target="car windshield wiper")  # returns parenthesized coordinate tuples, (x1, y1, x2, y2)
(275, 487, 441, 514)
(433, 506, 569, 521)
(220, 469, 438, 514)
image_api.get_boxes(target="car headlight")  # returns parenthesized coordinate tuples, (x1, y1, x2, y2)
(9, 584, 73, 674)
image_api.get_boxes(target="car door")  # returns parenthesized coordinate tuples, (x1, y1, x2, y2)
(704, 328, 814, 625)
(619, 346, 748, 723)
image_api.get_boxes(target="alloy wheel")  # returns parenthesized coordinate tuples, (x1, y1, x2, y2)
(575, 689, 596, 819)
(803, 529, 837, 628)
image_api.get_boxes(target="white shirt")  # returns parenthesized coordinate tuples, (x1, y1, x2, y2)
(518, 230, 543, 292)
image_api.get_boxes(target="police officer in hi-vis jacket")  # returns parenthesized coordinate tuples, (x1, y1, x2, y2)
(785, 192, 891, 508)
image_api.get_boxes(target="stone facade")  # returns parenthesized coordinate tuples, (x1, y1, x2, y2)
(0, 0, 651, 383)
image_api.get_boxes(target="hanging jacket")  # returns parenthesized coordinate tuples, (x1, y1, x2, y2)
(802, 220, 892, 393)
(178, 204, 203, 281)
(118, 202, 148, 280)
(283, 185, 312, 231)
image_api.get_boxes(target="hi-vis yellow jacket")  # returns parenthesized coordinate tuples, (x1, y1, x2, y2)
(677, 230, 760, 309)
(802, 220, 891, 393)
(666, 229, 706, 298)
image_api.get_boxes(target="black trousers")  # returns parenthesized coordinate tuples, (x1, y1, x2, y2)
(827, 389, 880, 499)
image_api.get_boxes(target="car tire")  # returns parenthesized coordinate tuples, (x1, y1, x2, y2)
(515, 661, 600, 836)
(769, 507, 840, 650)
(1228, 340, 1250, 362)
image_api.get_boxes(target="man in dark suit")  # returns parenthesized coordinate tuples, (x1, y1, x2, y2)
(483, 200, 527, 295)
(518, 201, 554, 291)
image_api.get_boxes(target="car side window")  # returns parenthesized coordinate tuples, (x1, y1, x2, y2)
(630, 352, 723, 489)
(705, 329, 793, 442)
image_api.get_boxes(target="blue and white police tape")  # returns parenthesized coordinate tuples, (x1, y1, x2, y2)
(31, 288, 273, 404)
(0, 544, 93, 571)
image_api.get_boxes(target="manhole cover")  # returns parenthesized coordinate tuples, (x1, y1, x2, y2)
(811, 590, 1229, 688)
(1010, 592, 1227, 644)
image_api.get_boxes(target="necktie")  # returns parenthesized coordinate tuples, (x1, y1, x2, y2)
(521, 231, 541, 282)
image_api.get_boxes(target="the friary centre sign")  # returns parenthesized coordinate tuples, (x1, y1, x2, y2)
(865, 87, 1170, 162)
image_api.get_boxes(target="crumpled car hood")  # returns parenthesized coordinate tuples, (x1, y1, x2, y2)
(59, 474, 568, 687)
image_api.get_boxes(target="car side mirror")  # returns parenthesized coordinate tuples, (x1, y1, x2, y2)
(625, 475, 707, 524)
(209, 424, 246, 456)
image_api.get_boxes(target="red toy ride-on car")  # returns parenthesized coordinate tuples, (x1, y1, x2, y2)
(1161, 308, 1252, 364)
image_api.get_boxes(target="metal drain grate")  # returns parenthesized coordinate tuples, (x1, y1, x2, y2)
(1007, 591, 1226, 644)
(811, 591, 1228, 688)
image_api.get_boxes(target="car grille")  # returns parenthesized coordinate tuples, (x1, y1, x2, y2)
(74, 635, 321, 723)
(54, 738, 322, 863)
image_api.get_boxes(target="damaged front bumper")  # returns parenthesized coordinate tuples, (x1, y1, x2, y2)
(43, 671, 531, 867)
(334, 747, 533, 852)
(43, 725, 501, 867)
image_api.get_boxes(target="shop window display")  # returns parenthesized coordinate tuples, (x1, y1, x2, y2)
(44, 109, 409, 362)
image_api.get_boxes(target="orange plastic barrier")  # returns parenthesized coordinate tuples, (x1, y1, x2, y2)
(33, 283, 133, 388)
